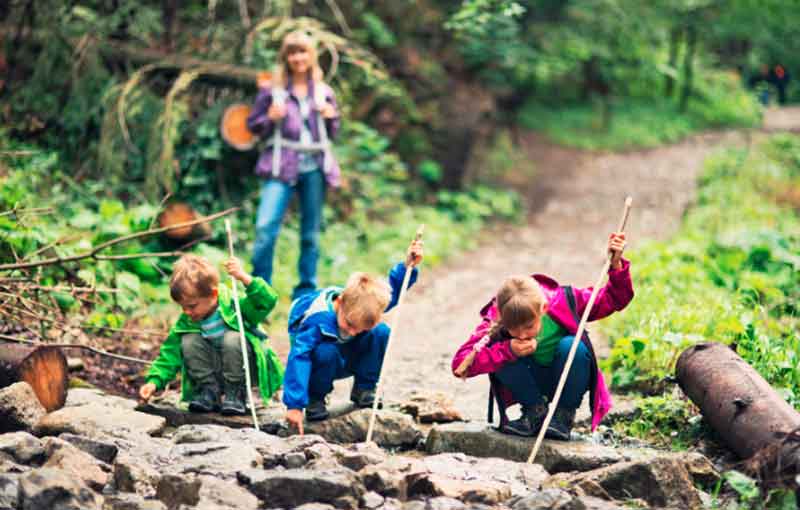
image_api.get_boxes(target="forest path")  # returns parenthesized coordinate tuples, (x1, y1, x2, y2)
(323, 106, 800, 423)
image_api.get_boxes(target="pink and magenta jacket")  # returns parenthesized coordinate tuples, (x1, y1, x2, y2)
(451, 259, 634, 431)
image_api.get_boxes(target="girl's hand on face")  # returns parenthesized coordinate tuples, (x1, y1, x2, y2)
(608, 232, 627, 269)
(319, 102, 337, 119)
(510, 338, 538, 357)
(268, 103, 287, 121)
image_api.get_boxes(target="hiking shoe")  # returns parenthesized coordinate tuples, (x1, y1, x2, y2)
(306, 397, 329, 421)
(221, 384, 247, 416)
(545, 408, 576, 441)
(350, 386, 380, 409)
(500, 404, 547, 437)
(189, 385, 220, 413)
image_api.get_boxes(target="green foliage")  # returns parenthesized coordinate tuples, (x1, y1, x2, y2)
(711, 470, 798, 510)
(613, 395, 702, 450)
(602, 135, 800, 409)
(519, 73, 761, 151)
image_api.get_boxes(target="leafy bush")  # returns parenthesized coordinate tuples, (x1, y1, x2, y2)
(602, 135, 800, 409)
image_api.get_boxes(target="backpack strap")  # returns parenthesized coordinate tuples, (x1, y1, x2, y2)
(564, 285, 580, 325)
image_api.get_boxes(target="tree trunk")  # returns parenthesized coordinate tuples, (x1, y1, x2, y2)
(161, 0, 179, 51)
(0, 343, 68, 412)
(676, 342, 800, 460)
(679, 25, 696, 113)
(665, 27, 681, 98)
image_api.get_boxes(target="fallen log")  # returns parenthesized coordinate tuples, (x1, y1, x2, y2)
(0, 344, 68, 411)
(676, 342, 800, 486)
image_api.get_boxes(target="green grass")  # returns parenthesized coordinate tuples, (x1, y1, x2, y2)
(601, 134, 800, 410)
(518, 73, 762, 151)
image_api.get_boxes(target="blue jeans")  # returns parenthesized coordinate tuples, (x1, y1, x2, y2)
(252, 170, 325, 299)
(495, 336, 591, 410)
(307, 324, 390, 401)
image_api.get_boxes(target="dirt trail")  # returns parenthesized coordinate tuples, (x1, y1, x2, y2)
(326, 108, 800, 422)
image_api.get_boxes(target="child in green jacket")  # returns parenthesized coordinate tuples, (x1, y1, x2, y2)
(138, 254, 284, 415)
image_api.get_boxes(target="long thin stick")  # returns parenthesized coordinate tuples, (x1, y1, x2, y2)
(366, 225, 424, 443)
(527, 197, 632, 465)
(225, 219, 259, 431)
(0, 207, 238, 271)
(0, 334, 150, 364)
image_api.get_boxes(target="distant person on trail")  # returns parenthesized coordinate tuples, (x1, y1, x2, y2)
(772, 64, 790, 105)
(138, 254, 284, 415)
(282, 238, 423, 435)
(246, 30, 341, 300)
(451, 233, 633, 440)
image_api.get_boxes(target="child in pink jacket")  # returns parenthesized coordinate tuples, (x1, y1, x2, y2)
(451, 233, 632, 439)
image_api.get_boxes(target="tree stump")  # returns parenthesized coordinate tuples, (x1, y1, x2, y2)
(157, 202, 212, 242)
(0, 344, 68, 411)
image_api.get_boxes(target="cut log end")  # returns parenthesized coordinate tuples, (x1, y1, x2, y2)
(157, 202, 212, 242)
(1, 344, 68, 412)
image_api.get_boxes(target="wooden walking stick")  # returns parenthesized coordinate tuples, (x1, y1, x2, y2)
(225, 219, 260, 431)
(366, 225, 425, 444)
(526, 197, 632, 465)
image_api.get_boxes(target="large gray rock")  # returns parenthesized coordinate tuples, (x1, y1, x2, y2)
(101, 493, 167, 510)
(405, 453, 548, 505)
(34, 403, 166, 438)
(155, 474, 201, 509)
(398, 392, 464, 424)
(238, 467, 366, 510)
(543, 455, 704, 509)
(0, 473, 19, 510)
(136, 392, 286, 434)
(511, 490, 628, 510)
(0, 432, 45, 465)
(304, 408, 423, 448)
(426, 422, 624, 473)
(59, 434, 118, 464)
(114, 453, 162, 498)
(359, 456, 424, 499)
(193, 475, 259, 510)
(0, 383, 46, 433)
(17, 467, 102, 510)
(42, 437, 109, 491)
(65, 389, 138, 410)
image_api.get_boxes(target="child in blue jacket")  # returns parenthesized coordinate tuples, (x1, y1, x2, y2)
(283, 239, 423, 433)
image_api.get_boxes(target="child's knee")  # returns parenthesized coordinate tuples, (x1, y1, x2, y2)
(221, 330, 243, 353)
(181, 333, 204, 352)
(558, 336, 591, 361)
(371, 323, 390, 345)
(311, 342, 340, 365)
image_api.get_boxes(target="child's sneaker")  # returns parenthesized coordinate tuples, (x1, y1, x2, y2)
(545, 408, 576, 441)
(350, 387, 379, 408)
(306, 397, 329, 421)
(221, 384, 247, 416)
(500, 404, 547, 437)
(189, 385, 220, 413)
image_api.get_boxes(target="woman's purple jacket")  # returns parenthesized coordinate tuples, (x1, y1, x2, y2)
(451, 259, 634, 431)
(246, 78, 341, 187)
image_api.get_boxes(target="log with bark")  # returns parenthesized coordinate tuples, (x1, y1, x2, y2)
(676, 342, 800, 487)
(0, 343, 68, 412)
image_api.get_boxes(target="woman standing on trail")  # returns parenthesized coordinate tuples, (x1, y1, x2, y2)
(451, 233, 633, 440)
(247, 30, 341, 300)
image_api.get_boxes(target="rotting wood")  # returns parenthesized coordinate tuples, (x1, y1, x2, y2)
(0, 343, 68, 411)
(676, 342, 800, 487)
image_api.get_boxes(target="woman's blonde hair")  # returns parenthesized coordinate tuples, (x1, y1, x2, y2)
(489, 276, 546, 339)
(275, 30, 324, 87)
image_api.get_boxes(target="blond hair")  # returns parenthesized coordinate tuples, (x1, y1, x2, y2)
(337, 272, 392, 329)
(169, 254, 219, 301)
(275, 30, 324, 88)
(489, 276, 547, 339)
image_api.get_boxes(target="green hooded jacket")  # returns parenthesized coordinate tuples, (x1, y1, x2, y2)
(144, 277, 284, 404)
